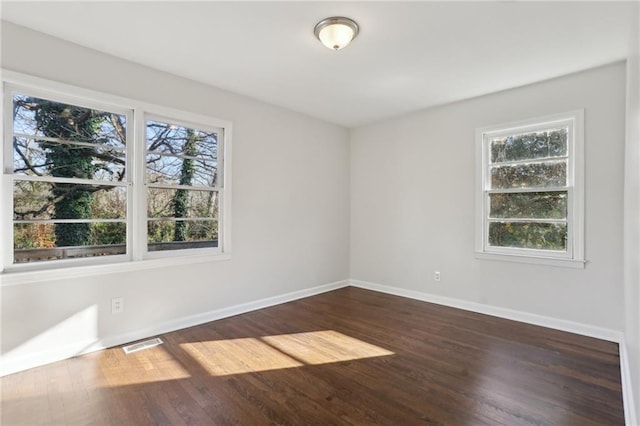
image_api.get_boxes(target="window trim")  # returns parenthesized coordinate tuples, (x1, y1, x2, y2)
(1, 70, 232, 278)
(475, 110, 585, 268)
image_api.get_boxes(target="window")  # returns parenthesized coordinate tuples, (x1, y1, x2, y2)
(2, 74, 230, 272)
(7, 92, 131, 265)
(475, 110, 584, 267)
(145, 118, 222, 252)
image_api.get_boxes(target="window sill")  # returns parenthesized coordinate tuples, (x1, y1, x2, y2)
(475, 252, 586, 269)
(0, 253, 232, 287)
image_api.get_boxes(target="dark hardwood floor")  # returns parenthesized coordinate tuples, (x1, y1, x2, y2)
(1, 287, 624, 425)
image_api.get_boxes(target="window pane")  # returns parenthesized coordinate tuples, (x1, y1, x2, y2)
(13, 181, 126, 220)
(488, 222, 567, 251)
(146, 154, 217, 187)
(145, 119, 221, 253)
(13, 137, 125, 181)
(13, 222, 126, 263)
(146, 120, 218, 160)
(10, 93, 129, 265)
(13, 93, 126, 151)
(145, 120, 218, 188)
(147, 220, 218, 251)
(148, 188, 218, 219)
(489, 192, 567, 219)
(490, 160, 566, 189)
(490, 128, 567, 163)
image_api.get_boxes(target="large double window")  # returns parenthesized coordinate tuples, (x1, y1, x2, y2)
(2, 75, 230, 272)
(476, 111, 584, 267)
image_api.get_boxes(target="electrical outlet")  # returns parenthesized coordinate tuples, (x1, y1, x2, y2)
(434, 271, 441, 282)
(111, 297, 124, 314)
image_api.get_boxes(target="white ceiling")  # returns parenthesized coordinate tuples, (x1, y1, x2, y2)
(1, 1, 636, 128)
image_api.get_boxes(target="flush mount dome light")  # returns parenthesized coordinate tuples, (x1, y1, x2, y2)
(314, 16, 359, 51)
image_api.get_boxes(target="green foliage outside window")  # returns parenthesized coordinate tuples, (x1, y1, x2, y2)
(489, 222, 567, 251)
(490, 129, 567, 163)
(489, 192, 567, 219)
(487, 128, 570, 252)
(10, 90, 223, 263)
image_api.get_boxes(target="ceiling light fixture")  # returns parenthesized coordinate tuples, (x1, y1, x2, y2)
(314, 17, 359, 51)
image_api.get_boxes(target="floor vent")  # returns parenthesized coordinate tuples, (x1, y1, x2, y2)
(122, 337, 163, 354)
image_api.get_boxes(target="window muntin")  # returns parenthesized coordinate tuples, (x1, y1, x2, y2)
(145, 118, 222, 253)
(9, 92, 129, 264)
(477, 112, 583, 263)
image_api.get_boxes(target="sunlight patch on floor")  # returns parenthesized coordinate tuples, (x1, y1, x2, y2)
(262, 330, 394, 364)
(181, 330, 394, 376)
(104, 345, 191, 386)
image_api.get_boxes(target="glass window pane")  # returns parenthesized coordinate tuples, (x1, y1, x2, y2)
(490, 128, 567, 163)
(13, 181, 126, 220)
(147, 220, 218, 251)
(10, 93, 130, 265)
(488, 222, 567, 251)
(146, 120, 218, 160)
(146, 154, 217, 187)
(13, 94, 126, 150)
(489, 192, 567, 219)
(147, 188, 218, 219)
(490, 160, 567, 189)
(13, 138, 125, 181)
(13, 222, 126, 264)
(145, 119, 221, 254)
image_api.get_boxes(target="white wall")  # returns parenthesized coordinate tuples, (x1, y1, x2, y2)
(623, 3, 640, 423)
(0, 19, 634, 410)
(351, 62, 627, 331)
(0, 22, 351, 373)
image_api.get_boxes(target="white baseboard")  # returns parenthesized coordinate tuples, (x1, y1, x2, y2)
(0, 279, 350, 376)
(0, 339, 100, 378)
(96, 279, 350, 350)
(350, 279, 624, 343)
(620, 342, 638, 426)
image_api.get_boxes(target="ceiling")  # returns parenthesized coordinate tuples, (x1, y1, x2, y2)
(1, 1, 636, 128)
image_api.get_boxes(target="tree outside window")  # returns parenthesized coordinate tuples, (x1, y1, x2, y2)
(7, 89, 224, 266)
(476, 111, 584, 266)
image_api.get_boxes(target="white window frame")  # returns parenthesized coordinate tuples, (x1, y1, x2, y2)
(1, 70, 232, 280)
(142, 113, 226, 261)
(475, 110, 585, 268)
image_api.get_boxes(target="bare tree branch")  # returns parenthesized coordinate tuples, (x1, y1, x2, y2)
(13, 137, 43, 176)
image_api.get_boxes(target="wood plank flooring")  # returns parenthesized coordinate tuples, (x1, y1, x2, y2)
(1, 287, 624, 425)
